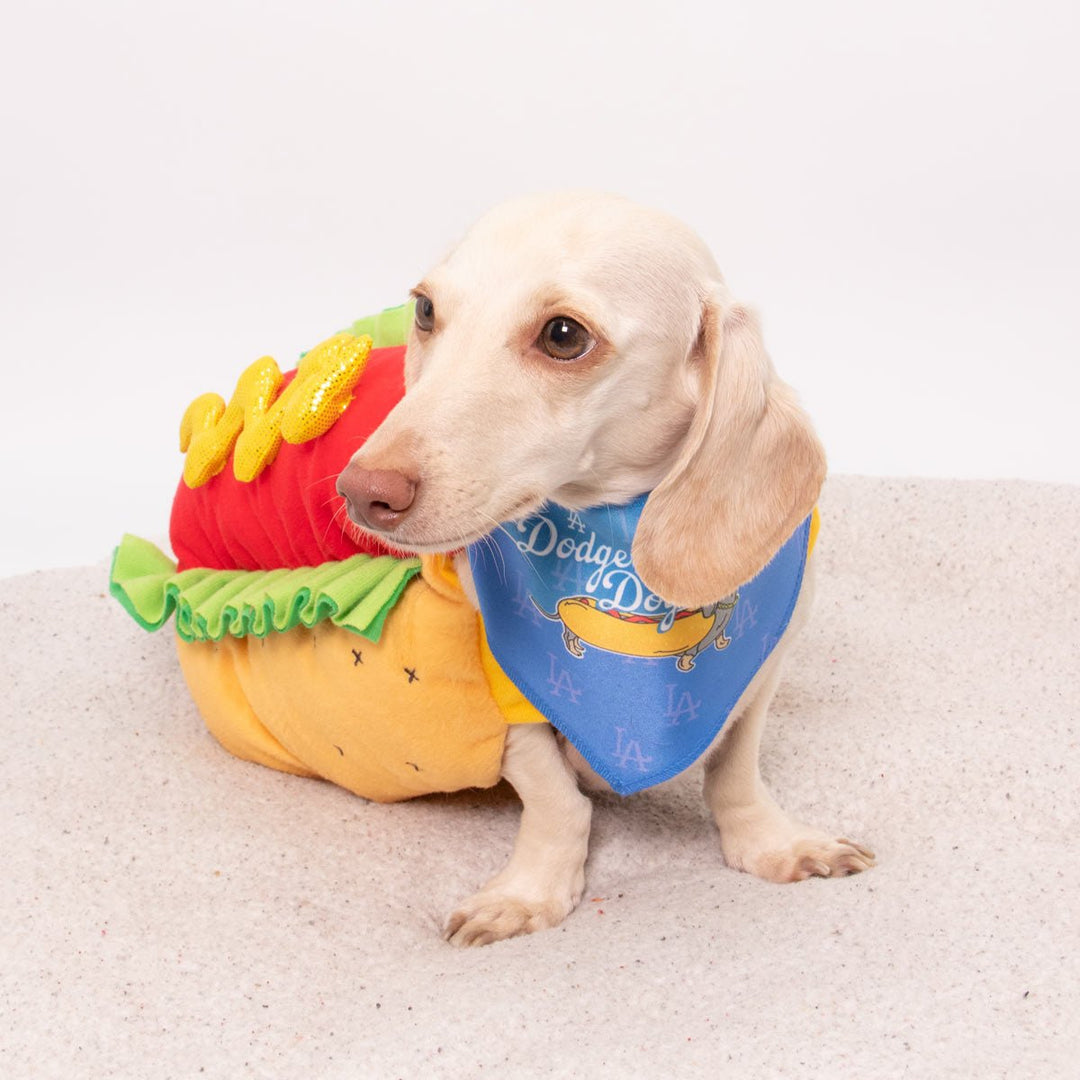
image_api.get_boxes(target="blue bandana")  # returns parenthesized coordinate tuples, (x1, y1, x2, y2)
(468, 497, 813, 795)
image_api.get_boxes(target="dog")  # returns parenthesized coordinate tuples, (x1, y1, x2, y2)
(336, 191, 874, 946)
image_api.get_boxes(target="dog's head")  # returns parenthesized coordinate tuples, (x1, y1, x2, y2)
(338, 192, 825, 607)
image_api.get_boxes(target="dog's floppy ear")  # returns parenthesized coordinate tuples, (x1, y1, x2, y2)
(632, 291, 826, 609)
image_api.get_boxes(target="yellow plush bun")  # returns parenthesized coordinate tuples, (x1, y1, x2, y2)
(175, 556, 511, 802)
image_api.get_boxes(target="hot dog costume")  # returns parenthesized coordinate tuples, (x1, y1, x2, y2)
(111, 303, 817, 800)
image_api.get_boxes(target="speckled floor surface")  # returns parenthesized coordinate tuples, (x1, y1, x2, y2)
(2, 476, 1077, 1079)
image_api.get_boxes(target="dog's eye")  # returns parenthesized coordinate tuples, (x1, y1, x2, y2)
(414, 295, 436, 332)
(539, 317, 595, 362)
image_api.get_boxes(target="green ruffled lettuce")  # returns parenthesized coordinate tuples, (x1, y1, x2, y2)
(344, 301, 414, 348)
(109, 534, 421, 644)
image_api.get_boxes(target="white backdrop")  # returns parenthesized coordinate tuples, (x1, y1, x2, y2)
(2, 0, 1077, 578)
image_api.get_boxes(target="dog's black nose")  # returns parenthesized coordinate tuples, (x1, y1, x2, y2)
(337, 463, 418, 532)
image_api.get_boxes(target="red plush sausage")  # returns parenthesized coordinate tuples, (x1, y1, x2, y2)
(170, 345, 407, 572)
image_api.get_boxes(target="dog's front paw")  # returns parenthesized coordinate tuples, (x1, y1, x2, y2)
(718, 805, 875, 883)
(444, 891, 576, 947)
(749, 834, 876, 882)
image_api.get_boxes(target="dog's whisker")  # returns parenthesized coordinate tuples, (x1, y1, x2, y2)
(475, 524, 509, 588)
(474, 511, 512, 584)
(321, 499, 348, 549)
(491, 520, 550, 588)
(309, 470, 349, 491)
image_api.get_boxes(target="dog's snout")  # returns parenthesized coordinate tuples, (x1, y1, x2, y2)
(337, 463, 418, 531)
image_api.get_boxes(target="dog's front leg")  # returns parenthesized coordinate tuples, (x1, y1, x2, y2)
(445, 723, 592, 947)
(703, 565, 875, 882)
(704, 657, 876, 882)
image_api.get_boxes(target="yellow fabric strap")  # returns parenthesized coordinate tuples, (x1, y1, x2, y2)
(479, 623, 549, 725)
(430, 552, 548, 725)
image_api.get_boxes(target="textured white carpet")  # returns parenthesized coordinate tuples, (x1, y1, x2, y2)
(2, 476, 1077, 1079)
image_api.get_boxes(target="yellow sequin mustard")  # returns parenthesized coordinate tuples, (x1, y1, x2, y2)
(180, 332, 372, 487)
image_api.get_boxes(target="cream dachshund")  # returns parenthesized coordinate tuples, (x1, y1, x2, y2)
(337, 192, 874, 946)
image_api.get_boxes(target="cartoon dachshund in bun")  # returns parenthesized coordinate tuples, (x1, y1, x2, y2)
(534, 593, 739, 671)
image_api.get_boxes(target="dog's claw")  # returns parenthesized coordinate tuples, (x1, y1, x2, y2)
(838, 838, 876, 861)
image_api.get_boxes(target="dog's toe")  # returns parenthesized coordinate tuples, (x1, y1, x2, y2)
(790, 838, 876, 881)
(717, 804, 876, 884)
(444, 893, 568, 947)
